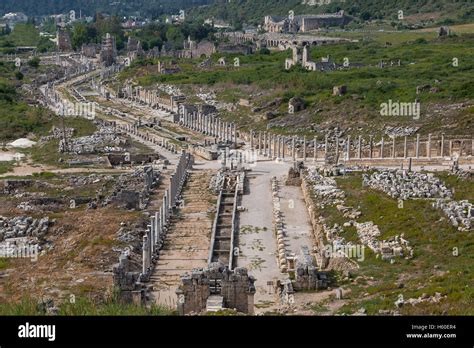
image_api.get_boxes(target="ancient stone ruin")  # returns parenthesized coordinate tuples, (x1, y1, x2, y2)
(176, 262, 256, 315)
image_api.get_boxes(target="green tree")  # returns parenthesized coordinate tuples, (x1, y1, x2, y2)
(27, 56, 40, 68)
(71, 23, 89, 50)
(166, 26, 185, 50)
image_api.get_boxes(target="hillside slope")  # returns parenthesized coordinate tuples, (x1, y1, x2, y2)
(0, 0, 213, 17)
(190, 0, 474, 25)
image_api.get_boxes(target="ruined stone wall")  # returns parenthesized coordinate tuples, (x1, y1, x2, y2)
(176, 264, 255, 315)
(112, 254, 143, 304)
(300, 176, 329, 268)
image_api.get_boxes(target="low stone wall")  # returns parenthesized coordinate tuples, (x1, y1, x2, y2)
(300, 176, 329, 269)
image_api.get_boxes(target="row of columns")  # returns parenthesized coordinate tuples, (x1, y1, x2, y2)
(141, 152, 193, 280)
(179, 108, 237, 145)
(121, 84, 178, 113)
(246, 131, 474, 161)
(117, 123, 180, 154)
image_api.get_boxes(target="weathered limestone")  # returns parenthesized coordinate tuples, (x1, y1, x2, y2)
(176, 263, 256, 315)
(362, 170, 452, 200)
(416, 134, 420, 158)
(293, 246, 328, 291)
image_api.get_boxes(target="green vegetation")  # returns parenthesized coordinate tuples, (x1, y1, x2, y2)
(122, 33, 474, 136)
(0, 0, 213, 17)
(0, 294, 175, 315)
(0, 160, 14, 174)
(71, 14, 126, 50)
(310, 172, 474, 315)
(0, 76, 53, 141)
(435, 173, 474, 203)
(0, 258, 11, 270)
(130, 35, 474, 105)
(191, 0, 474, 26)
(26, 117, 97, 166)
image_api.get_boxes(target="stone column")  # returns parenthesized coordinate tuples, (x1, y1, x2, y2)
(325, 135, 329, 158)
(258, 131, 262, 155)
(292, 136, 296, 161)
(440, 134, 445, 157)
(273, 134, 278, 159)
(149, 218, 155, 254)
(380, 136, 384, 159)
(155, 211, 160, 243)
(160, 205, 165, 230)
(250, 130, 254, 150)
(263, 132, 267, 156)
(335, 136, 339, 163)
(427, 133, 432, 158)
(369, 135, 373, 159)
(142, 234, 148, 275)
(391, 136, 395, 159)
(416, 134, 420, 158)
(282, 137, 286, 159)
(275, 136, 280, 159)
(268, 134, 272, 158)
(358, 135, 362, 159)
(404, 136, 408, 158)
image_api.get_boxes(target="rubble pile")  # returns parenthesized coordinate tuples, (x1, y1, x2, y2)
(395, 292, 445, 308)
(67, 174, 114, 186)
(305, 169, 345, 207)
(17, 202, 35, 212)
(450, 166, 472, 180)
(384, 126, 419, 137)
(305, 168, 412, 262)
(271, 177, 289, 273)
(209, 170, 226, 193)
(353, 221, 381, 252)
(157, 84, 182, 96)
(336, 205, 361, 219)
(103, 167, 158, 209)
(0, 216, 52, 241)
(321, 220, 346, 246)
(196, 89, 233, 111)
(353, 221, 413, 260)
(59, 125, 126, 154)
(433, 199, 473, 231)
(40, 126, 75, 142)
(363, 170, 452, 200)
(2, 180, 59, 195)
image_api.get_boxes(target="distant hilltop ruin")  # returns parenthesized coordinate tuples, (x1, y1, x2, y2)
(263, 10, 350, 33)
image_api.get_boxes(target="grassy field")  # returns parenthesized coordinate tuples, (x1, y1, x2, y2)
(310, 172, 474, 315)
(0, 295, 175, 315)
(122, 31, 474, 136)
(0, 160, 14, 174)
(24, 116, 97, 167)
